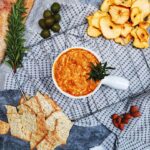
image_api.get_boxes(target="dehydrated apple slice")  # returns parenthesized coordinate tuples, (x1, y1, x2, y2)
(133, 38, 149, 49)
(131, 27, 138, 39)
(115, 34, 132, 45)
(131, 7, 142, 26)
(132, 0, 150, 19)
(121, 23, 132, 37)
(86, 15, 93, 26)
(100, 0, 113, 12)
(87, 26, 102, 37)
(146, 14, 150, 24)
(139, 21, 150, 29)
(93, 10, 109, 18)
(136, 27, 149, 42)
(92, 11, 109, 29)
(113, 0, 132, 7)
(109, 5, 130, 24)
(91, 17, 100, 29)
(131, 0, 136, 4)
(100, 16, 121, 39)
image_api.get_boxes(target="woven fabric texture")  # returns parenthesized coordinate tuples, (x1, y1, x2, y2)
(4, 0, 150, 150)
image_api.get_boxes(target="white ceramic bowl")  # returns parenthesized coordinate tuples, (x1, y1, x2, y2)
(52, 47, 130, 99)
(52, 47, 102, 99)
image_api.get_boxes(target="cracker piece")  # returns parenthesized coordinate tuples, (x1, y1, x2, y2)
(17, 104, 34, 114)
(36, 131, 61, 150)
(20, 111, 37, 133)
(7, 113, 31, 141)
(54, 112, 73, 144)
(5, 105, 17, 114)
(35, 92, 54, 117)
(18, 97, 26, 105)
(0, 120, 10, 134)
(23, 97, 42, 114)
(30, 113, 47, 149)
(46, 111, 73, 144)
(44, 95, 61, 111)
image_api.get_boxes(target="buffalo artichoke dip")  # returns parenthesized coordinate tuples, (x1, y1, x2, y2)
(53, 48, 100, 96)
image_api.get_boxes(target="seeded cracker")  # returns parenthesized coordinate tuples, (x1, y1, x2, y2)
(35, 92, 55, 117)
(30, 113, 47, 149)
(36, 131, 61, 150)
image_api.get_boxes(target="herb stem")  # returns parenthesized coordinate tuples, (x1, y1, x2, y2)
(5, 0, 27, 73)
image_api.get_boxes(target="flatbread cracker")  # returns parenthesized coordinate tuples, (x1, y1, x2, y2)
(30, 113, 48, 149)
(46, 111, 73, 144)
(17, 104, 34, 114)
(21, 111, 37, 133)
(7, 105, 37, 142)
(19, 97, 26, 105)
(7, 113, 31, 141)
(35, 92, 54, 117)
(44, 95, 61, 111)
(5, 105, 17, 114)
(0, 120, 9, 134)
(55, 117, 73, 144)
(36, 131, 61, 150)
(23, 97, 42, 115)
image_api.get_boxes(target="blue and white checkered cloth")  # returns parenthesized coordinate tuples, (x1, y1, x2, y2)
(4, 0, 150, 149)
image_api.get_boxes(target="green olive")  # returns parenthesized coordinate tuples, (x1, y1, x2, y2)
(38, 19, 46, 29)
(43, 10, 53, 18)
(40, 30, 51, 39)
(54, 14, 61, 22)
(51, 2, 61, 14)
(51, 23, 61, 32)
(45, 17, 55, 29)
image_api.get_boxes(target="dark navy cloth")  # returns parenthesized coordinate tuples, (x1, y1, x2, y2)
(0, 90, 110, 150)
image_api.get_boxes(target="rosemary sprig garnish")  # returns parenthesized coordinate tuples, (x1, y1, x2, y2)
(88, 62, 115, 81)
(5, 0, 27, 73)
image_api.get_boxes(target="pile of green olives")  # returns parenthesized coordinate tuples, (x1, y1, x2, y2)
(39, 2, 61, 39)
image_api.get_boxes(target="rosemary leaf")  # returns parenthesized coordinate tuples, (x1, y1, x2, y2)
(88, 62, 115, 81)
(5, 0, 27, 73)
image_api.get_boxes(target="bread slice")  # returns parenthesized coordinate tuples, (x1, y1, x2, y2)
(35, 92, 55, 117)
(30, 113, 48, 149)
(0, 120, 10, 134)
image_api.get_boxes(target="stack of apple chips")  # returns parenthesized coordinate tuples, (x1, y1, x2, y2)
(86, 0, 150, 49)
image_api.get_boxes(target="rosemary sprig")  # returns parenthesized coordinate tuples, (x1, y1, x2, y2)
(5, 0, 27, 73)
(88, 62, 115, 81)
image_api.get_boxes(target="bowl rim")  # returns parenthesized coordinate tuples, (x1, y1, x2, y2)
(52, 47, 102, 99)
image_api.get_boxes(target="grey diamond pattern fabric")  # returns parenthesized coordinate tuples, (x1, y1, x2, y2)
(4, 0, 150, 150)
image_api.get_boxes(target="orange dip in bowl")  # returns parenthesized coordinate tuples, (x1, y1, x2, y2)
(53, 48, 100, 97)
